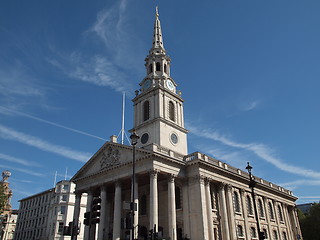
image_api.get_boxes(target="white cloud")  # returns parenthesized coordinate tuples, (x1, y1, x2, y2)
(279, 179, 320, 187)
(241, 100, 260, 111)
(0, 164, 44, 177)
(0, 153, 40, 167)
(0, 106, 107, 141)
(0, 124, 91, 162)
(188, 123, 320, 179)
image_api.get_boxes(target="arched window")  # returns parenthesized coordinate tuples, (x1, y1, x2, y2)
(282, 231, 287, 240)
(273, 230, 278, 240)
(269, 202, 275, 220)
(251, 227, 257, 238)
(247, 195, 253, 215)
(237, 225, 244, 237)
(143, 101, 150, 121)
(278, 205, 284, 221)
(169, 101, 175, 121)
(175, 186, 181, 209)
(140, 194, 147, 215)
(156, 62, 161, 71)
(149, 64, 153, 74)
(263, 229, 268, 239)
(164, 64, 167, 73)
(258, 199, 265, 218)
(234, 191, 241, 213)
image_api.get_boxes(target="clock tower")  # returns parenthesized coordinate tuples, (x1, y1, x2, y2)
(132, 7, 188, 155)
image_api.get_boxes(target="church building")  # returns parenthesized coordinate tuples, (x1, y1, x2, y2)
(71, 8, 302, 240)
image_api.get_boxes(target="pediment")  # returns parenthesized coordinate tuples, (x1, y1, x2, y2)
(72, 142, 150, 182)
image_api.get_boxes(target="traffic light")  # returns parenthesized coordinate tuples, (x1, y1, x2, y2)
(91, 197, 101, 224)
(259, 231, 265, 240)
(83, 211, 91, 226)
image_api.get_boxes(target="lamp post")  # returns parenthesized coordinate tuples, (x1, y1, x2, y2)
(246, 162, 265, 240)
(130, 131, 139, 240)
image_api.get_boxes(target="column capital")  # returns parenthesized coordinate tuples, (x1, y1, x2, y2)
(239, 188, 246, 195)
(218, 182, 227, 191)
(149, 169, 160, 178)
(226, 184, 233, 192)
(168, 174, 177, 183)
(114, 180, 121, 188)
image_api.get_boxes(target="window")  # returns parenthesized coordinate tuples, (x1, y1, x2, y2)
(156, 62, 160, 71)
(234, 191, 241, 213)
(258, 199, 265, 218)
(251, 227, 257, 238)
(263, 229, 268, 239)
(278, 205, 284, 221)
(62, 184, 69, 191)
(273, 230, 278, 240)
(237, 225, 244, 237)
(282, 231, 287, 240)
(269, 202, 275, 220)
(169, 101, 175, 121)
(247, 195, 253, 215)
(164, 64, 167, 74)
(60, 206, 66, 214)
(61, 195, 67, 202)
(149, 64, 152, 73)
(175, 186, 181, 209)
(140, 194, 147, 215)
(143, 101, 150, 121)
(57, 222, 64, 234)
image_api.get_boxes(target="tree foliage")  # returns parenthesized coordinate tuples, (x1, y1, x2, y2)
(298, 203, 320, 240)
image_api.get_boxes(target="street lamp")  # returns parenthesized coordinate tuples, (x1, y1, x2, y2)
(246, 162, 265, 240)
(130, 131, 139, 240)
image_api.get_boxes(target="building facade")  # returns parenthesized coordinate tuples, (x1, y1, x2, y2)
(71, 8, 302, 240)
(0, 171, 17, 240)
(14, 180, 87, 240)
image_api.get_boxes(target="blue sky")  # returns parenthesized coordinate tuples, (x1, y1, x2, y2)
(1, 0, 319, 209)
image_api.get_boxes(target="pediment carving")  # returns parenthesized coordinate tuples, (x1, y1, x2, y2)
(100, 146, 121, 169)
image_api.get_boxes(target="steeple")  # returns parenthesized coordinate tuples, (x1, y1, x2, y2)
(151, 6, 165, 53)
(132, 7, 188, 155)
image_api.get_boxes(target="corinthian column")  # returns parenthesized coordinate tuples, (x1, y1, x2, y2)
(226, 184, 236, 240)
(150, 170, 159, 231)
(168, 175, 177, 240)
(218, 183, 230, 240)
(113, 182, 121, 240)
(205, 179, 215, 240)
(98, 186, 107, 240)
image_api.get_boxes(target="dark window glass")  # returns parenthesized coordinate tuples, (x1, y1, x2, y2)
(149, 64, 152, 73)
(156, 62, 160, 71)
(143, 101, 150, 121)
(169, 101, 175, 121)
(247, 195, 253, 215)
(258, 199, 264, 217)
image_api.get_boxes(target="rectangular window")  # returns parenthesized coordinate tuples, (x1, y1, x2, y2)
(61, 195, 67, 201)
(60, 206, 66, 214)
(57, 222, 64, 234)
(62, 184, 69, 191)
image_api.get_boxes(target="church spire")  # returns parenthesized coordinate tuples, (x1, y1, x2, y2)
(151, 6, 165, 53)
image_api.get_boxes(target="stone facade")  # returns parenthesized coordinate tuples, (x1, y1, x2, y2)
(70, 7, 302, 240)
(14, 180, 87, 240)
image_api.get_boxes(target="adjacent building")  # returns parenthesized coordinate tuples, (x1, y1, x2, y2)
(70, 8, 303, 240)
(14, 180, 87, 240)
(0, 170, 18, 240)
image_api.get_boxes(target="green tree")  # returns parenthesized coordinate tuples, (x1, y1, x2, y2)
(298, 203, 320, 240)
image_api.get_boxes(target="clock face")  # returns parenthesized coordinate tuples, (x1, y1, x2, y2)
(166, 80, 174, 91)
(143, 79, 151, 91)
(170, 133, 178, 144)
(141, 133, 149, 144)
